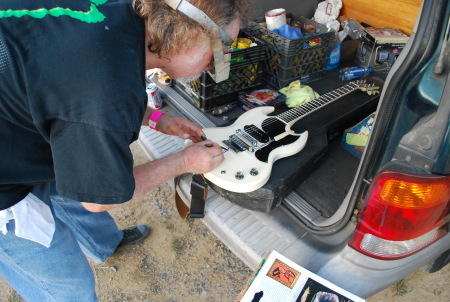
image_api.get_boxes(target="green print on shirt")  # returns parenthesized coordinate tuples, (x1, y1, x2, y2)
(0, 0, 108, 23)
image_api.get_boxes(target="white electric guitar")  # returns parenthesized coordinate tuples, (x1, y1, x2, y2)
(203, 80, 380, 193)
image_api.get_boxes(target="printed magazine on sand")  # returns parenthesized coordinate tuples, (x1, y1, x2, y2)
(237, 251, 365, 302)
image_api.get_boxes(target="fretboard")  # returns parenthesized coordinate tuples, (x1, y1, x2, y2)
(277, 82, 360, 124)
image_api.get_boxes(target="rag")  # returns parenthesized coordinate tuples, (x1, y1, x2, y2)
(279, 80, 320, 108)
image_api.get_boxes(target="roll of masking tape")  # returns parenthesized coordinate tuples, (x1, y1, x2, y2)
(265, 8, 286, 31)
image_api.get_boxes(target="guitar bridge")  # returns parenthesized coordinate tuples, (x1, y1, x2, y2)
(222, 140, 240, 153)
(223, 134, 251, 153)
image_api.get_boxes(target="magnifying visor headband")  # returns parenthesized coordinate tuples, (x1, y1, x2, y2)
(164, 0, 232, 83)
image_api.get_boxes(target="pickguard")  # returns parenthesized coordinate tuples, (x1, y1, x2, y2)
(255, 135, 299, 162)
(261, 117, 286, 138)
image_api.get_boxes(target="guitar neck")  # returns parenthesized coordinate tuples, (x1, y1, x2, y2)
(276, 82, 360, 124)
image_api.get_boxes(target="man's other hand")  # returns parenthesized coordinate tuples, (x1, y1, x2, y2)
(157, 114, 205, 143)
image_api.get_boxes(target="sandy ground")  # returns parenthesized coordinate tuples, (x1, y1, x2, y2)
(1, 141, 449, 302)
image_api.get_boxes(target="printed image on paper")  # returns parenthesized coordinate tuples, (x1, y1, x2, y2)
(267, 259, 301, 289)
(297, 278, 358, 302)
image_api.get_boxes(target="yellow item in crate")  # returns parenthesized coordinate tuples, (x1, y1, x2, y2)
(279, 80, 320, 108)
(237, 38, 252, 49)
(232, 37, 252, 49)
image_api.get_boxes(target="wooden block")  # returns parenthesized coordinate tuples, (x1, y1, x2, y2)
(341, 0, 422, 36)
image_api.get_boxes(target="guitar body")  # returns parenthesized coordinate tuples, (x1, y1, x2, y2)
(202, 81, 379, 193)
(203, 106, 308, 193)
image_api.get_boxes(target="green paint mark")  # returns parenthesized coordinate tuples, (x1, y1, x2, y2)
(0, 0, 108, 23)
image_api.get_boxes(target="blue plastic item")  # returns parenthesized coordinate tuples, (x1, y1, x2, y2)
(273, 24, 304, 40)
(326, 44, 341, 70)
(339, 66, 374, 81)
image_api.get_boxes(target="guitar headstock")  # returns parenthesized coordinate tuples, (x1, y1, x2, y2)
(353, 80, 381, 95)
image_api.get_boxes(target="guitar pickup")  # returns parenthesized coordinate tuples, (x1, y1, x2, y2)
(244, 125, 270, 143)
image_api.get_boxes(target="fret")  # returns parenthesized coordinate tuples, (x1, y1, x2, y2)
(305, 103, 315, 111)
(330, 91, 340, 98)
(323, 93, 333, 102)
(342, 87, 353, 92)
(342, 87, 352, 93)
(300, 107, 310, 114)
(310, 101, 320, 108)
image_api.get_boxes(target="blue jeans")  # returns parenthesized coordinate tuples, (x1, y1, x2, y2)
(0, 183, 123, 301)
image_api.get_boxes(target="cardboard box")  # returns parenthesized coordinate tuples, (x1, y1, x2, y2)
(355, 27, 409, 71)
(341, 112, 376, 158)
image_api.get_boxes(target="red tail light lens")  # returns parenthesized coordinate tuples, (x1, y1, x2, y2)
(349, 171, 450, 260)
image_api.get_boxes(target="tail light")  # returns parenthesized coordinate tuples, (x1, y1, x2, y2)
(349, 171, 450, 260)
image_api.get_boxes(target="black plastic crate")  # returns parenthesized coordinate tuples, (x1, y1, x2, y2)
(173, 41, 266, 111)
(198, 44, 266, 88)
(245, 16, 334, 57)
(199, 62, 263, 97)
(173, 82, 241, 112)
(244, 16, 335, 89)
(265, 48, 329, 77)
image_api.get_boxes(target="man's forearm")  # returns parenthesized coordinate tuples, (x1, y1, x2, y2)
(132, 151, 186, 199)
(82, 152, 185, 212)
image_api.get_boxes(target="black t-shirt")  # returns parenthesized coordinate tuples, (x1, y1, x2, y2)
(0, 0, 147, 209)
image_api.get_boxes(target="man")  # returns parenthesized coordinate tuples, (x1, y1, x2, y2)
(0, 0, 250, 300)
